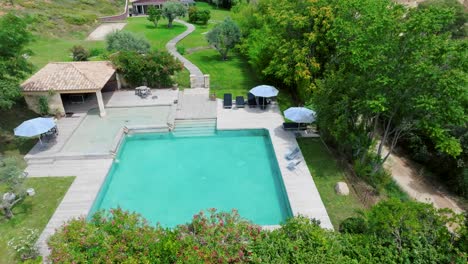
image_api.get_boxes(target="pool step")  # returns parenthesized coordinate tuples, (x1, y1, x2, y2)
(173, 118, 216, 137)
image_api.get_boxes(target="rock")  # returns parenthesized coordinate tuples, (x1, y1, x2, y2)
(335, 182, 350, 196)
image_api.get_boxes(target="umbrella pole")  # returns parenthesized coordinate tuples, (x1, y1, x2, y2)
(39, 136, 42, 145)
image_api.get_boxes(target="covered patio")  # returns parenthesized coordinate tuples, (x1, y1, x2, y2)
(22, 61, 120, 117)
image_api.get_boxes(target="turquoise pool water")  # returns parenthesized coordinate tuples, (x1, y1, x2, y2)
(90, 129, 292, 227)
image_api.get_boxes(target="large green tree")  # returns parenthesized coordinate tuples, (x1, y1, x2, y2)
(106, 31, 150, 54)
(162, 1, 187, 28)
(206, 17, 241, 60)
(147, 6, 163, 28)
(0, 13, 33, 109)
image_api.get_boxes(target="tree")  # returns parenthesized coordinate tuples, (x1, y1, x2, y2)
(189, 7, 211, 25)
(0, 13, 33, 109)
(0, 157, 27, 220)
(70, 45, 90, 61)
(106, 31, 150, 54)
(162, 1, 187, 28)
(147, 6, 162, 28)
(111, 50, 183, 88)
(206, 17, 241, 60)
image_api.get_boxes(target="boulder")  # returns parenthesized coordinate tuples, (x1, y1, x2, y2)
(335, 182, 350, 196)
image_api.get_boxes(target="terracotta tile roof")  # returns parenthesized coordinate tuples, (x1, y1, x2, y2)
(22, 61, 116, 92)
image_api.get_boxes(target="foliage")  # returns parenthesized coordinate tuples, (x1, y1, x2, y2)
(162, 1, 187, 28)
(106, 30, 151, 54)
(147, 6, 163, 27)
(233, 0, 334, 100)
(48, 201, 467, 263)
(206, 17, 241, 60)
(418, 0, 467, 38)
(70, 45, 89, 61)
(0, 13, 33, 110)
(48, 208, 178, 263)
(0, 156, 26, 219)
(176, 45, 186, 55)
(111, 50, 183, 88)
(7, 228, 39, 261)
(188, 6, 211, 25)
(176, 209, 262, 263)
(37, 96, 49, 116)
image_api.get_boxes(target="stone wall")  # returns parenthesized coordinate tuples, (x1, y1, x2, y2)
(23, 92, 65, 116)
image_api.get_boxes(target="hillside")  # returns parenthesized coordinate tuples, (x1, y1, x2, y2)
(0, 0, 125, 38)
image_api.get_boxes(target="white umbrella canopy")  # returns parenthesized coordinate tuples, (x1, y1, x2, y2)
(249, 85, 279, 97)
(284, 107, 316, 123)
(14, 117, 56, 137)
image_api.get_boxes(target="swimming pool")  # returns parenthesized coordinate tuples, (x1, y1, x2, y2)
(90, 129, 292, 227)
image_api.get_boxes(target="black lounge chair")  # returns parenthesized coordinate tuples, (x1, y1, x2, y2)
(236, 96, 245, 108)
(259, 97, 270, 110)
(282, 123, 308, 131)
(224, 93, 232, 109)
(247, 93, 256, 107)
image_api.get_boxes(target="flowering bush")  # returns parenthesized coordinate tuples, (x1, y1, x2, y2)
(8, 228, 40, 261)
(48, 208, 178, 263)
(176, 208, 262, 263)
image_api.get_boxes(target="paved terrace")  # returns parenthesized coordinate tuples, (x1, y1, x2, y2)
(216, 100, 333, 229)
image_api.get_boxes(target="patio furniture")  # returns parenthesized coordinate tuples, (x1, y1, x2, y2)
(247, 93, 256, 108)
(135, 86, 151, 98)
(285, 147, 300, 160)
(282, 122, 307, 131)
(258, 97, 270, 110)
(287, 160, 302, 170)
(224, 93, 232, 109)
(284, 107, 316, 123)
(236, 96, 245, 108)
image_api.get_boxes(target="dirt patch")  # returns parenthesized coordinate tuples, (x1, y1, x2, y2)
(87, 22, 126, 41)
(186, 46, 212, 55)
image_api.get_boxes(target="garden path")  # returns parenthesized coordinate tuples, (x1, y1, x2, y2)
(382, 145, 464, 213)
(166, 19, 205, 88)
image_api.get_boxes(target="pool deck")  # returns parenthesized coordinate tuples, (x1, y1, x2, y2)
(216, 100, 333, 230)
(26, 159, 113, 257)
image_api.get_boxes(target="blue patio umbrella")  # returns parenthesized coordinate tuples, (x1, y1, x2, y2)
(249, 85, 279, 97)
(14, 117, 55, 138)
(284, 107, 316, 123)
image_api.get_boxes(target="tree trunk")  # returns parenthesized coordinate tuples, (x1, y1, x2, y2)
(168, 19, 173, 28)
(222, 49, 229, 61)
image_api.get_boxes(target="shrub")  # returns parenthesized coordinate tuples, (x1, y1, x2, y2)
(38, 96, 49, 116)
(176, 209, 262, 263)
(70, 45, 90, 61)
(89, 47, 105, 57)
(62, 14, 95, 25)
(188, 7, 211, 25)
(106, 31, 150, 54)
(111, 50, 183, 88)
(339, 217, 367, 234)
(176, 45, 185, 55)
(7, 228, 40, 261)
(48, 208, 178, 263)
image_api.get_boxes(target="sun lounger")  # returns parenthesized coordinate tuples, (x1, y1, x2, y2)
(282, 123, 307, 131)
(247, 93, 256, 108)
(236, 96, 245, 108)
(285, 147, 300, 160)
(287, 160, 302, 170)
(224, 93, 232, 109)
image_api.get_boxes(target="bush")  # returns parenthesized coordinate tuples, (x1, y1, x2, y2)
(70, 45, 90, 61)
(111, 50, 183, 88)
(7, 228, 40, 261)
(48, 208, 178, 263)
(89, 47, 105, 57)
(62, 14, 96, 25)
(106, 31, 150, 54)
(176, 45, 185, 55)
(38, 96, 49, 116)
(339, 217, 367, 234)
(188, 7, 211, 25)
(176, 209, 262, 263)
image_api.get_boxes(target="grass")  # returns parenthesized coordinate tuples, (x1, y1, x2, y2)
(123, 17, 187, 51)
(177, 2, 231, 49)
(297, 138, 365, 229)
(185, 49, 260, 96)
(0, 177, 75, 263)
(1, 0, 125, 38)
(0, 102, 39, 164)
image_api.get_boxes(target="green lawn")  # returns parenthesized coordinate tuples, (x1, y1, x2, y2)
(124, 17, 187, 51)
(0, 177, 75, 263)
(0, 102, 39, 164)
(297, 138, 364, 229)
(185, 49, 260, 96)
(177, 2, 231, 50)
